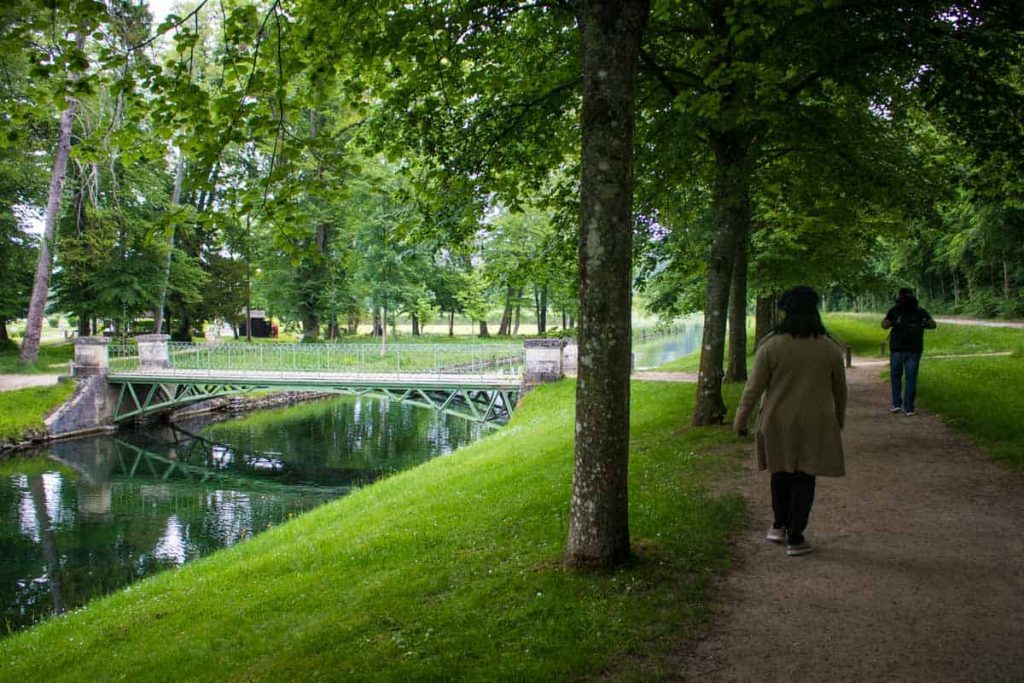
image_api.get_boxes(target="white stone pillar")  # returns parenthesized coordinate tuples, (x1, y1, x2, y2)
(562, 340, 578, 375)
(523, 339, 567, 384)
(136, 334, 171, 370)
(73, 337, 109, 378)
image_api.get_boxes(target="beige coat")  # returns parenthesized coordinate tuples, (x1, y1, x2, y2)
(733, 333, 847, 477)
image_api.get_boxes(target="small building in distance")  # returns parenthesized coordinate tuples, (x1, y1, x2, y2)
(239, 310, 274, 338)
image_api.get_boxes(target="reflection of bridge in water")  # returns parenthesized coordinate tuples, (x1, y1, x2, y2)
(106, 342, 524, 424)
(48, 425, 353, 507)
(110, 424, 360, 495)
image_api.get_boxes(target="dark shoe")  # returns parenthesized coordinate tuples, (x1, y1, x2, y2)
(890, 406, 902, 414)
(904, 410, 915, 416)
(765, 527, 786, 544)
(786, 542, 813, 556)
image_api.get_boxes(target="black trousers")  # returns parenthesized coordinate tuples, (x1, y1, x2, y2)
(770, 471, 816, 545)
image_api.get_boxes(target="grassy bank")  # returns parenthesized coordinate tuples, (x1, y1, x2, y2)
(0, 383, 75, 444)
(826, 313, 1024, 468)
(0, 380, 747, 681)
(0, 342, 73, 375)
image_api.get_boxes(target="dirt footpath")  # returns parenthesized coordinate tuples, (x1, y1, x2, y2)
(0, 374, 62, 392)
(677, 361, 1024, 682)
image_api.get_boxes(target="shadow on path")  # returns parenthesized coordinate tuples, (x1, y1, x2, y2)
(675, 359, 1024, 682)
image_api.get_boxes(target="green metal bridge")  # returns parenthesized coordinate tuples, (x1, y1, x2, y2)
(106, 342, 524, 424)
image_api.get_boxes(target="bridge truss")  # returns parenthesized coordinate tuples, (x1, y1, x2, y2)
(107, 373, 521, 424)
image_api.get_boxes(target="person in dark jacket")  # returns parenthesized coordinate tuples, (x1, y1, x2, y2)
(882, 288, 937, 416)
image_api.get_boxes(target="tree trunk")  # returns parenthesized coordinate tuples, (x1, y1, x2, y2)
(0, 320, 10, 346)
(77, 310, 90, 337)
(565, 0, 648, 570)
(153, 152, 185, 334)
(755, 293, 779, 345)
(1003, 253, 1011, 303)
(347, 312, 359, 334)
(172, 315, 191, 342)
(534, 285, 549, 335)
(20, 30, 86, 364)
(478, 320, 489, 337)
(498, 286, 514, 335)
(539, 285, 548, 334)
(513, 304, 521, 335)
(411, 315, 420, 336)
(301, 305, 319, 342)
(448, 311, 455, 337)
(692, 130, 752, 425)
(725, 230, 749, 382)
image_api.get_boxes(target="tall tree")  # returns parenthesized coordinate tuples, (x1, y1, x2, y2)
(565, 0, 649, 568)
(20, 21, 89, 363)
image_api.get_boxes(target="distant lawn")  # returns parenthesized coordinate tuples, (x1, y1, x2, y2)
(0, 380, 748, 681)
(824, 313, 889, 356)
(0, 342, 73, 375)
(656, 349, 702, 373)
(0, 382, 75, 443)
(824, 312, 1024, 357)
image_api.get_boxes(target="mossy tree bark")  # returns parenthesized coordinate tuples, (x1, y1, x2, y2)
(566, 0, 649, 570)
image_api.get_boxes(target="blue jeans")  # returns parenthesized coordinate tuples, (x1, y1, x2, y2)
(890, 351, 922, 412)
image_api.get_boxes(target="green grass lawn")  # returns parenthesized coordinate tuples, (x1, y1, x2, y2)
(0, 382, 76, 443)
(0, 342, 73, 375)
(825, 313, 1024, 468)
(919, 355, 1024, 467)
(0, 380, 748, 681)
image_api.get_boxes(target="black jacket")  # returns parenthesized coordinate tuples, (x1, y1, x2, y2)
(884, 302, 935, 353)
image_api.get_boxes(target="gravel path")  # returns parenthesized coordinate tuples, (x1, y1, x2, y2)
(676, 360, 1024, 681)
(0, 374, 62, 392)
(934, 316, 1024, 329)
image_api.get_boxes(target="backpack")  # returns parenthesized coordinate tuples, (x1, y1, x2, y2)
(888, 308, 925, 350)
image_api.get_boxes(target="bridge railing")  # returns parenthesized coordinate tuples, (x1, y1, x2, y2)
(108, 342, 524, 379)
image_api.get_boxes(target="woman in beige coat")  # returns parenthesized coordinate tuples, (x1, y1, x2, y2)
(734, 286, 847, 556)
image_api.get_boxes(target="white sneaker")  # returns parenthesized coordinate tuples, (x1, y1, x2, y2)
(786, 542, 813, 556)
(765, 527, 786, 544)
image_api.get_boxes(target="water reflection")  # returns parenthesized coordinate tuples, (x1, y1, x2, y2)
(0, 395, 484, 635)
(632, 320, 705, 369)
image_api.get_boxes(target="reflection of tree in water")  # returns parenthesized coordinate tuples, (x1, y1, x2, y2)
(199, 394, 484, 479)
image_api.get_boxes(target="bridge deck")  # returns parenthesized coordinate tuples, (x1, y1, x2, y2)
(108, 369, 522, 390)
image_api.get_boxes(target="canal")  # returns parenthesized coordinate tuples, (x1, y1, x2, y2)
(0, 395, 483, 635)
(0, 327, 703, 636)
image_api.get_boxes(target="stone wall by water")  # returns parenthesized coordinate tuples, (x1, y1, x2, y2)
(43, 376, 119, 439)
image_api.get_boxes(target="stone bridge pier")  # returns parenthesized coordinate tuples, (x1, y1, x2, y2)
(521, 339, 577, 395)
(45, 337, 118, 438)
